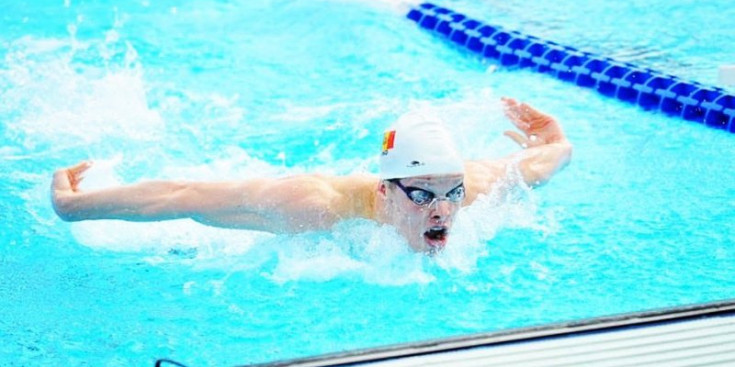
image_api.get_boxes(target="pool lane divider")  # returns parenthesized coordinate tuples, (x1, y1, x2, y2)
(407, 3, 735, 134)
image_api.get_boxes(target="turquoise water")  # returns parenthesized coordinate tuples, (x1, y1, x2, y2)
(2, 0, 734, 366)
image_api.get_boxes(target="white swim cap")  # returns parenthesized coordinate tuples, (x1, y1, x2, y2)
(379, 111, 465, 180)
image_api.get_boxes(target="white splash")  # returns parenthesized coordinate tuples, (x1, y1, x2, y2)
(1, 35, 163, 150)
(266, 220, 436, 286)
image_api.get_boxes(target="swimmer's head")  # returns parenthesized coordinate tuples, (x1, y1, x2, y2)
(377, 112, 465, 254)
(379, 111, 464, 180)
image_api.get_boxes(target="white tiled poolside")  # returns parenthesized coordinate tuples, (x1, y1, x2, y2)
(255, 301, 735, 367)
(362, 314, 735, 367)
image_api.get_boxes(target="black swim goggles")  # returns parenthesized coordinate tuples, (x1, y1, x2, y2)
(388, 179, 466, 207)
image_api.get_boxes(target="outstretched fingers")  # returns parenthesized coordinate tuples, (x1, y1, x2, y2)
(501, 97, 531, 130)
(67, 161, 93, 191)
(54, 161, 92, 193)
(501, 97, 566, 147)
(510, 100, 544, 121)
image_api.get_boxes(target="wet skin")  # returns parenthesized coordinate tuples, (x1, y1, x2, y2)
(379, 174, 464, 253)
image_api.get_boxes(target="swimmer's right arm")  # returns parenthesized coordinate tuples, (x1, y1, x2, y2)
(462, 99, 572, 203)
(51, 161, 367, 233)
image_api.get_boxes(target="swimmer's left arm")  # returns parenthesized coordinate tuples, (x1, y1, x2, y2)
(465, 98, 572, 199)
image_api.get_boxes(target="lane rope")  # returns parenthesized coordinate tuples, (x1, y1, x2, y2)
(407, 3, 735, 133)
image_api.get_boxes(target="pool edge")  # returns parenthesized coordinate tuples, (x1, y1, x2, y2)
(244, 298, 735, 367)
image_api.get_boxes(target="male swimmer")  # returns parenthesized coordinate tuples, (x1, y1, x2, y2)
(52, 98, 572, 253)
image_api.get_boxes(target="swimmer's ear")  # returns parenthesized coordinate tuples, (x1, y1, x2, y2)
(377, 181, 387, 198)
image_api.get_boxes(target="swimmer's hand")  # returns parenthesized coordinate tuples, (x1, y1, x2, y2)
(491, 97, 572, 187)
(501, 97, 568, 148)
(51, 161, 92, 220)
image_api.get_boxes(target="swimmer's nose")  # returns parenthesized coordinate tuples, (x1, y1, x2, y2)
(430, 198, 453, 219)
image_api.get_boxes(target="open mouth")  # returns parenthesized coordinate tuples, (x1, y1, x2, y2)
(423, 226, 449, 251)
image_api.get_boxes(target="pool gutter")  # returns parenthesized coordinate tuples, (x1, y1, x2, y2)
(247, 298, 735, 367)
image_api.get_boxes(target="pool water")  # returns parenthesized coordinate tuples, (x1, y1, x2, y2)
(1, 0, 734, 366)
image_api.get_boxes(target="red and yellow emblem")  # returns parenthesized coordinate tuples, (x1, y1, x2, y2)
(382, 130, 396, 154)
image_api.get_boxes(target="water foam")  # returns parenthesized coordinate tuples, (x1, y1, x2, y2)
(1, 35, 163, 150)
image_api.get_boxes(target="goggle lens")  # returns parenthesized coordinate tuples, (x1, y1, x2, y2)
(391, 180, 465, 207)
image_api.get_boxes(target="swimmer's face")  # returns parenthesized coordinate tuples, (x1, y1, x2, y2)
(381, 174, 465, 254)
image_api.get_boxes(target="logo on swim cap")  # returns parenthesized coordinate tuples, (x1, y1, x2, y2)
(379, 112, 464, 180)
(382, 130, 396, 155)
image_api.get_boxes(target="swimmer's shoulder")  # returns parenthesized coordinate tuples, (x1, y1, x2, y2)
(271, 173, 377, 219)
(332, 173, 378, 186)
(463, 160, 507, 204)
(329, 173, 379, 219)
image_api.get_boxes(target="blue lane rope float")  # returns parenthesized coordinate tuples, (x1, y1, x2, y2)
(407, 3, 735, 133)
